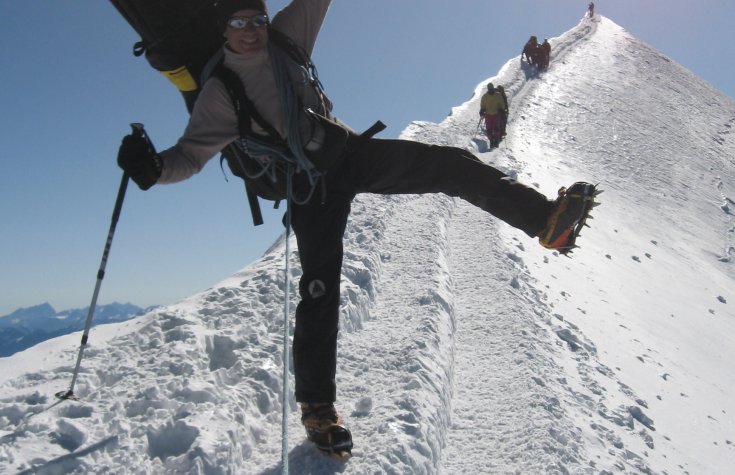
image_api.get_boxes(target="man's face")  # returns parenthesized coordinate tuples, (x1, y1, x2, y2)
(223, 9, 269, 57)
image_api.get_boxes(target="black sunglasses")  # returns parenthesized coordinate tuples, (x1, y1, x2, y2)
(227, 14, 269, 29)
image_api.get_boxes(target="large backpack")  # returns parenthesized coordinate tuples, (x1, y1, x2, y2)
(110, 0, 344, 225)
(110, 0, 223, 113)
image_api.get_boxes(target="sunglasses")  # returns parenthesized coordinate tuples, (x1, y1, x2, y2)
(227, 14, 269, 29)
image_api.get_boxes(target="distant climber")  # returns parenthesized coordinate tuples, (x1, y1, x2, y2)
(588, 2, 595, 18)
(522, 35, 539, 67)
(480, 83, 506, 148)
(496, 85, 509, 137)
(538, 39, 551, 70)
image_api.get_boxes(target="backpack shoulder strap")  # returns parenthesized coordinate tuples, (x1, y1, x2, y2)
(212, 61, 277, 227)
(212, 61, 281, 140)
(211, 27, 320, 141)
(220, 145, 266, 226)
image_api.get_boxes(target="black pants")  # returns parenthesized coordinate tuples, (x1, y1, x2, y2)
(290, 137, 554, 402)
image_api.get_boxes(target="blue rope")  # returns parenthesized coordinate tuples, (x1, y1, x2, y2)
(270, 43, 322, 204)
(281, 166, 294, 475)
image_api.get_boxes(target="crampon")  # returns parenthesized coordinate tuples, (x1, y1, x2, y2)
(301, 403, 353, 459)
(305, 424, 353, 459)
(539, 182, 602, 255)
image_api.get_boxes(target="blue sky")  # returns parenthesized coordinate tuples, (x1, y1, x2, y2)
(1, 0, 734, 316)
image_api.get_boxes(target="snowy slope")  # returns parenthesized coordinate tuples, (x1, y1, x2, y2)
(2, 15, 735, 474)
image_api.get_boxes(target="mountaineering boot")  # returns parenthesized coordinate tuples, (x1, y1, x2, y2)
(301, 403, 353, 458)
(539, 182, 601, 254)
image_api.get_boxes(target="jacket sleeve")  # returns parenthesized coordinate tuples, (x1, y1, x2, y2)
(272, 0, 332, 54)
(156, 79, 240, 184)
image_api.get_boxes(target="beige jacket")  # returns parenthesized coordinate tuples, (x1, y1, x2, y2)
(480, 92, 506, 116)
(158, 0, 332, 184)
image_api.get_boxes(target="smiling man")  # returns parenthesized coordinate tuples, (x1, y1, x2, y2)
(224, 10, 269, 55)
(116, 0, 598, 456)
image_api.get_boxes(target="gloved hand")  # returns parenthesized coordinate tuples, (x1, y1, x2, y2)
(117, 133, 162, 190)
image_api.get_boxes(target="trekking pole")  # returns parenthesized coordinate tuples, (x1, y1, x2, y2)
(281, 165, 294, 475)
(56, 123, 151, 401)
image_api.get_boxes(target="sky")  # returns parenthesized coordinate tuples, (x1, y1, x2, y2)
(2, 0, 735, 316)
(2, 15, 734, 473)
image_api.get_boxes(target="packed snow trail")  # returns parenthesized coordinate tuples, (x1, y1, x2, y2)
(427, 15, 620, 472)
(442, 201, 578, 473)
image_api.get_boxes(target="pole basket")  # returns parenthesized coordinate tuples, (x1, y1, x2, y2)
(55, 390, 79, 401)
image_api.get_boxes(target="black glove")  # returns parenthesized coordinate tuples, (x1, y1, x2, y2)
(117, 134, 162, 190)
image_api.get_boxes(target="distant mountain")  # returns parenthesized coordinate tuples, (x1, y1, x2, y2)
(0, 302, 154, 357)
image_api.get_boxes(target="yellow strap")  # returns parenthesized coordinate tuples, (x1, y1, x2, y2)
(161, 66, 197, 92)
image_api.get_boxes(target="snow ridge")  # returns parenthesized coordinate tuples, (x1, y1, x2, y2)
(3, 13, 735, 475)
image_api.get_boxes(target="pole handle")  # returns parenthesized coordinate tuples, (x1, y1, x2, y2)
(130, 123, 157, 152)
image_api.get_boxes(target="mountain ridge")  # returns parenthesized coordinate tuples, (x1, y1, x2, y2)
(0, 302, 154, 357)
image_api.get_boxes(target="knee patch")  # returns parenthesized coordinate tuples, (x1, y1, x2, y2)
(307, 279, 327, 299)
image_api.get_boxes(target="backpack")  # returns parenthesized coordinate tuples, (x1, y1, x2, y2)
(110, 0, 223, 113)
